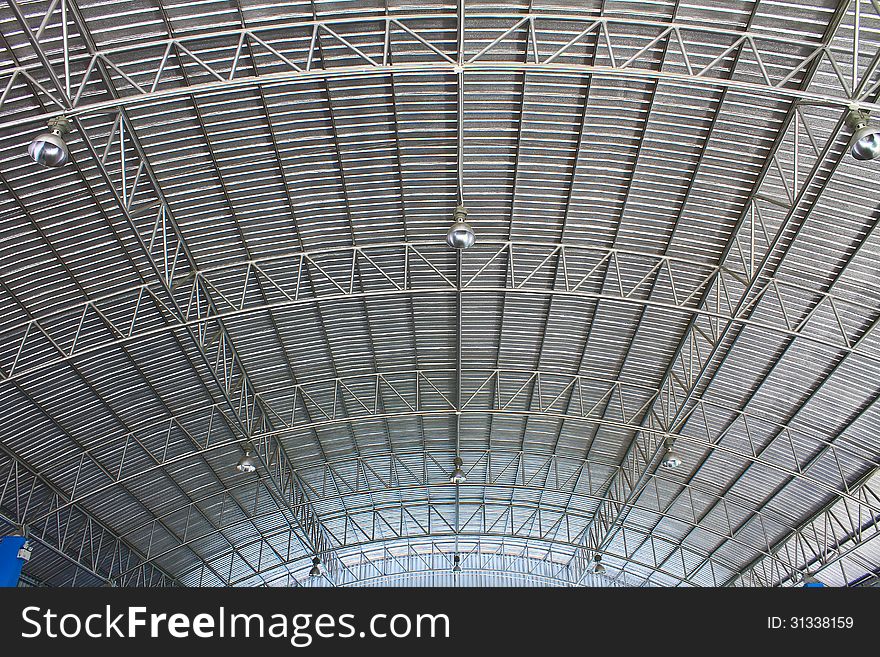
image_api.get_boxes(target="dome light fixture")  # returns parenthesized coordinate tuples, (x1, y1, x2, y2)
(235, 443, 258, 473)
(593, 554, 606, 576)
(309, 556, 321, 578)
(452, 554, 461, 573)
(446, 205, 475, 249)
(846, 108, 880, 161)
(450, 456, 466, 484)
(660, 440, 682, 470)
(28, 116, 72, 167)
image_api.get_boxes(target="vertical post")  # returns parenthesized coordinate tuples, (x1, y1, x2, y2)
(457, 0, 465, 204)
(454, 245, 463, 562)
(454, 0, 466, 565)
(61, 0, 70, 98)
(0, 535, 31, 587)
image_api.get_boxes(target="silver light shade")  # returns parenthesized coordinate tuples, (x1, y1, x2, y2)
(447, 221, 475, 249)
(450, 456, 466, 483)
(309, 557, 321, 577)
(28, 129, 69, 167)
(236, 448, 257, 473)
(452, 555, 461, 573)
(446, 205, 475, 249)
(593, 555, 606, 576)
(660, 445, 682, 470)
(847, 109, 880, 161)
(28, 117, 71, 167)
(851, 123, 880, 161)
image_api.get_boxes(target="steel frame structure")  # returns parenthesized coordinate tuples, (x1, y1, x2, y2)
(276, 537, 651, 588)
(566, 0, 861, 584)
(102, 445, 875, 587)
(3, 10, 880, 131)
(248, 536, 649, 587)
(0, 0, 878, 587)
(3, 240, 879, 383)
(0, 446, 178, 587)
(2, 0, 341, 586)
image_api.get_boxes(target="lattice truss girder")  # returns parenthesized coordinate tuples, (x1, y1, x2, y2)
(3, 240, 880, 383)
(260, 538, 650, 588)
(34, 416, 878, 585)
(2, 238, 878, 584)
(731, 468, 880, 587)
(0, 0, 879, 587)
(0, 0, 342, 587)
(562, 2, 880, 586)
(0, 449, 177, 587)
(7, 367, 876, 511)
(3, 8, 880, 126)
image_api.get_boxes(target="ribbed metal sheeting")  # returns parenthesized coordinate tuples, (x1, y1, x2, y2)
(0, 0, 878, 587)
(267, 537, 651, 587)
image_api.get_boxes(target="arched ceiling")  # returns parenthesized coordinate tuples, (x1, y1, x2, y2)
(1, 0, 879, 588)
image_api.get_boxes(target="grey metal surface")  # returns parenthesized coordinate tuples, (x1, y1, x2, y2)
(0, 0, 878, 587)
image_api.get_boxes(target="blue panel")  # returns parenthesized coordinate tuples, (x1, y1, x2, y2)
(0, 536, 28, 587)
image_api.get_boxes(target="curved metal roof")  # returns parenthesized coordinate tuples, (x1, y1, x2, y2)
(0, 0, 879, 588)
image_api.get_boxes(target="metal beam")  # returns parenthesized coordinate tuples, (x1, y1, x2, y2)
(261, 539, 648, 587)
(2, 241, 877, 388)
(218, 503, 718, 588)
(0, 443, 178, 587)
(24, 366, 877, 525)
(2, 3, 302, 586)
(2, 1, 879, 588)
(104, 445, 850, 585)
(55, 0, 342, 584)
(1, 12, 877, 133)
(639, 247, 880, 586)
(565, 2, 858, 582)
(729, 467, 880, 587)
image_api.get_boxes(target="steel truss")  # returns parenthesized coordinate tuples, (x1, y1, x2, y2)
(0, 1, 878, 586)
(336, 554, 590, 588)
(2, 238, 878, 386)
(3, 0, 343, 586)
(0, 445, 177, 586)
(2, 9, 880, 133)
(263, 538, 648, 588)
(21, 365, 878, 515)
(218, 512, 714, 588)
(564, 3, 878, 585)
(72, 436, 878, 586)
(731, 467, 880, 587)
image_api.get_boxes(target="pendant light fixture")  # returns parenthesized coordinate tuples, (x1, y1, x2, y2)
(846, 108, 880, 161)
(450, 456, 466, 484)
(28, 116, 72, 167)
(660, 440, 682, 470)
(235, 443, 258, 473)
(447, 205, 475, 249)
